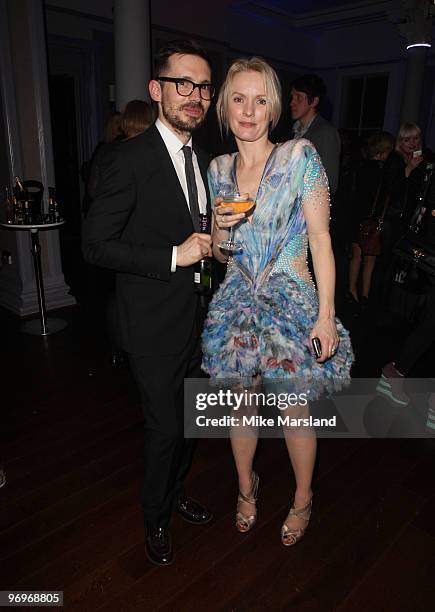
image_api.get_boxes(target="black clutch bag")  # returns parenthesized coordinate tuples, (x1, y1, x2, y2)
(393, 232, 435, 278)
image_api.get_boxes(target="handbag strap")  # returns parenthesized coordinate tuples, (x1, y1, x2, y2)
(409, 162, 435, 231)
(369, 181, 382, 217)
(370, 167, 390, 221)
(379, 193, 390, 224)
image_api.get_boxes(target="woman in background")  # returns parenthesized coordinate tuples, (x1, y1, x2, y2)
(378, 122, 432, 310)
(121, 99, 154, 139)
(385, 122, 427, 227)
(347, 131, 394, 306)
(85, 100, 154, 205)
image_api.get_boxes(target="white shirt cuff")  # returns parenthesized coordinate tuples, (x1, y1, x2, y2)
(171, 246, 177, 272)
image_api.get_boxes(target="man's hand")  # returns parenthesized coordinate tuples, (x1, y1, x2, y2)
(176, 233, 212, 267)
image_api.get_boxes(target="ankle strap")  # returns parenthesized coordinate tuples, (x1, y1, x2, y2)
(288, 500, 312, 520)
(238, 472, 259, 505)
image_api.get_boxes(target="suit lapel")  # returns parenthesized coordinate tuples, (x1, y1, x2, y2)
(305, 114, 320, 139)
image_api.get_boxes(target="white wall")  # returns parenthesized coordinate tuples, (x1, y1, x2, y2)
(44, 0, 435, 144)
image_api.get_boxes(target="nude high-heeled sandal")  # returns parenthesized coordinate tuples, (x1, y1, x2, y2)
(281, 497, 312, 546)
(236, 471, 259, 533)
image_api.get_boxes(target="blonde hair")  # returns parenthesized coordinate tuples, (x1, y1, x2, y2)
(216, 57, 282, 133)
(366, 131, 395, 158)
(396, 121, 422, 151)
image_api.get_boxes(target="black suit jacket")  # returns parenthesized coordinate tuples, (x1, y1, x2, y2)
(292, 114, 341, 194)
(82, 124, 211, 356)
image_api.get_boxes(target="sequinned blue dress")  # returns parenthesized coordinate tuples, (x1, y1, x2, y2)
(202, 140, 354, 397)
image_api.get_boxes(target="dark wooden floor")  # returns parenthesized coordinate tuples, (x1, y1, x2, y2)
(1, 303, 435, 611)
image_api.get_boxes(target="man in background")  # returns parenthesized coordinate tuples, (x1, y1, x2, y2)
(290, 74, 341, 194)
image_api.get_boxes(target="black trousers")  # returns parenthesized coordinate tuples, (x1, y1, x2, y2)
(395, 282, 435, 375)
(375, 217, 403, 306)
(106, 291, 123, 353)
(128, 302, 204, 528)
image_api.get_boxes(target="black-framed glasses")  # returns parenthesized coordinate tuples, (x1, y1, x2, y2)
(158, 77, 215, 100)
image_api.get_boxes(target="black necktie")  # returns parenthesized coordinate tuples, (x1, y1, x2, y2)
(182, 145, 200, 232)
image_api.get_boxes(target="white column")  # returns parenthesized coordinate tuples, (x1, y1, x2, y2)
(400, 45, 429, 123)
(114, 0, 151, 111)
(0, 0, 75, 315)
(391, 0, 433, 123)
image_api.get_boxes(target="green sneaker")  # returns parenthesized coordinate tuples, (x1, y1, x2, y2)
(426, 406, 435, 432)
(376, 362, 409, 407)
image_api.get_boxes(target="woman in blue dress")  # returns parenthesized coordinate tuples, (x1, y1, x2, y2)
(202, 58, 353, 546)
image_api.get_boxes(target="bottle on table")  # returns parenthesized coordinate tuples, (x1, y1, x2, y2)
(48, 196, 56, 223)
(54, 198, 62, 222)
(48, 188, 63, 223)
(14, 176, 27, 201)
(13, 196, 24, 224)
(23, 200, 33, 224)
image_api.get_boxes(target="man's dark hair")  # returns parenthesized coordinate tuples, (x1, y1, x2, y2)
(290, 74, 326, 106)
(154, 40, 211, 78)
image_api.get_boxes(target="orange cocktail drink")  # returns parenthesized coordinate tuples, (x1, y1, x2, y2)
(219, 199, 254, 214)
(217, 193, 253, 253)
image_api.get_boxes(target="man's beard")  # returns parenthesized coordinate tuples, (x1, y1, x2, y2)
(162, 101, 206, 134)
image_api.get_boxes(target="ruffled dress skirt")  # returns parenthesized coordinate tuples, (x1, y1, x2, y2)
(202, 268, 354, 400)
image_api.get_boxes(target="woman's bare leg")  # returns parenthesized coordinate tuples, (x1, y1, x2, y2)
(230, 376, 261, 517)
(282, 403, 317, 530)
(361, 255, 376, 298)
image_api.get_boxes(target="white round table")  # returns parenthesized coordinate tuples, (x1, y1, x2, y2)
(1, 220, 67, 335)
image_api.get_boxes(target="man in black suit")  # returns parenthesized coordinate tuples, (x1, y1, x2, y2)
(82, 40, 214, 566)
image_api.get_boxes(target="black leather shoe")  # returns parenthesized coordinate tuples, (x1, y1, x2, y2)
(175, 497, 213, 525)
(145, 524, 174, 566)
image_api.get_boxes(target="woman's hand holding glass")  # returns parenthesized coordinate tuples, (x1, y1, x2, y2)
(310, 317, 339, 363)
(214, 193, 254, 253)
(213, 196, 247, 231)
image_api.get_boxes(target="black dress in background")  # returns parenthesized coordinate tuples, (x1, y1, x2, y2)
(376, 151, 430, 307)
(394, 178, 435, 375)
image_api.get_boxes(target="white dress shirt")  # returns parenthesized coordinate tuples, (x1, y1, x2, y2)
(155, 118, 207, 272)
